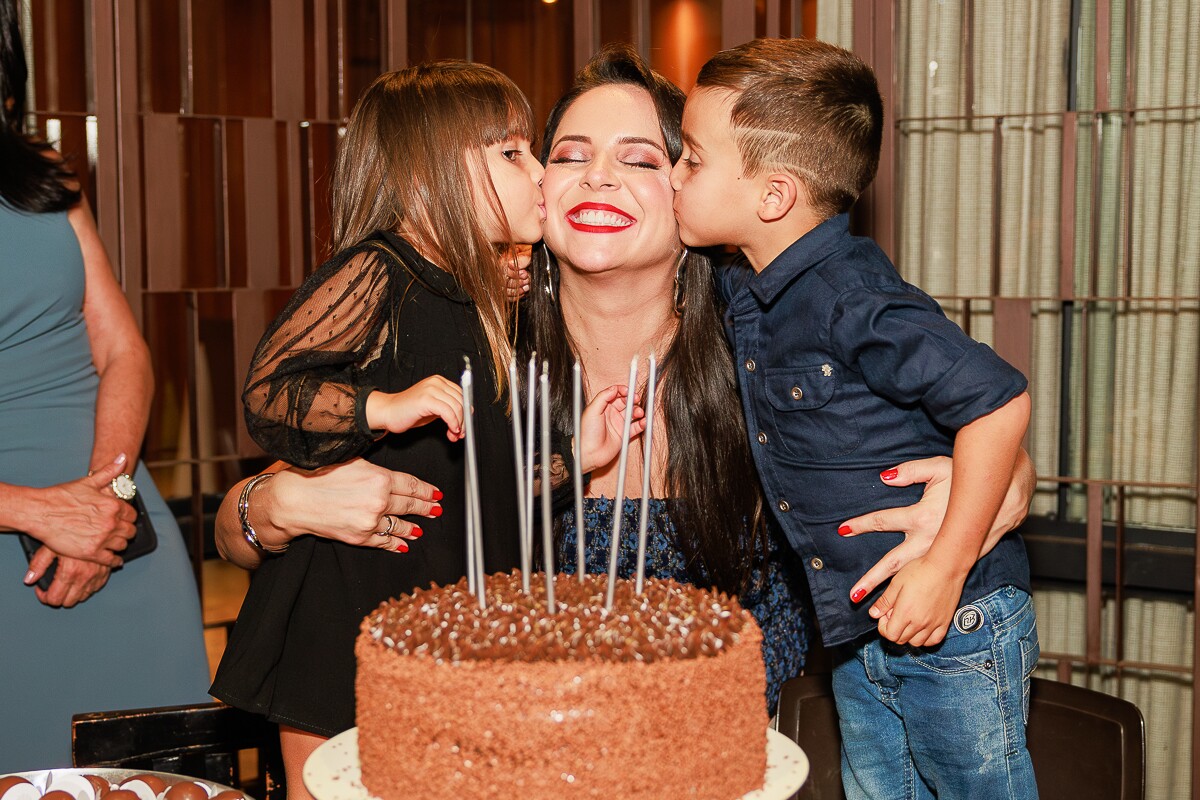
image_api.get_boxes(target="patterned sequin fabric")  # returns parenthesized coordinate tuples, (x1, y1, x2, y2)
(558, 497, 812, 713)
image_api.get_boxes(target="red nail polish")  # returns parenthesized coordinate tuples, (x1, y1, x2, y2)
(410, 526, 423, 538)
(432, 490, 444, 501)
(851, 588, 866, 603)
(880, 468, 898, 481)
(397, 541, 409, 552)
(430, 505, 443, 518)
(838, 525, 852, 536)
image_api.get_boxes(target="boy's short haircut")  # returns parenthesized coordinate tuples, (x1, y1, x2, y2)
(695, 38, 883, 219)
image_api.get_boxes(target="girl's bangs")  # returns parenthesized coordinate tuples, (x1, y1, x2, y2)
(477, 86, 534, 146)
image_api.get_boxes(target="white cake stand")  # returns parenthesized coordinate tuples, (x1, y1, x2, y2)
(305, 727, 808, 800)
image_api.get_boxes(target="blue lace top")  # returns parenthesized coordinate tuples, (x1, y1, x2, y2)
(557, 497, 812, 713)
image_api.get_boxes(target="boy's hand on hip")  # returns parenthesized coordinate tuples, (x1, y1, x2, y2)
(867, 556, 963, 647)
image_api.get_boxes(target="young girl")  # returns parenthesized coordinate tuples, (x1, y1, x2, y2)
(211, 62, 638, 792)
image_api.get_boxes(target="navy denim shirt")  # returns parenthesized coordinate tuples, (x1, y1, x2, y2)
(719, 214, 1031, 646)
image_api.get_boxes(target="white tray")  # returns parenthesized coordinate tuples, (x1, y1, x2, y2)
(305, 726, 808, 800)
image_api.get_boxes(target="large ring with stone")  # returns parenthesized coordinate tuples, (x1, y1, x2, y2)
(111, 473, 137, 501)
(376, 514, 396, 537)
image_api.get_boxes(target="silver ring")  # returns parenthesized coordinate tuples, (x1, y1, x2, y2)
(376, 514, 396, 537)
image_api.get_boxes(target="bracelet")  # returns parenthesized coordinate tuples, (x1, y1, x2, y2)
(239, 473, 289, 555)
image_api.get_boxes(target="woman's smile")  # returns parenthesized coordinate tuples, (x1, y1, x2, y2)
(566, 202, 635, 232)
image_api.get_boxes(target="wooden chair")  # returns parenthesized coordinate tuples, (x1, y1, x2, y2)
(775, 673, 1146, 800)
(72, 702, 284, 800)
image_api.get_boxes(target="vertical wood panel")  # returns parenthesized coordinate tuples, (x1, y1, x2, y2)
(852, 0, 895, 260)
(1085, 483, 1104, 665)
(243, 118, 281, 288)
(992, 299, 1032, 387)
(142, 114, 183, 291)
(1059, 112, 1077, 299)
(272, 0, 306, 119)
(721, 0, 754, 48)
(385, 0, 408, 69)
(90, 0, 120, 257)
(573, 0, 597, 71)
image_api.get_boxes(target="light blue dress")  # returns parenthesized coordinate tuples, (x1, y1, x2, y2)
(0, 204, 211, 770)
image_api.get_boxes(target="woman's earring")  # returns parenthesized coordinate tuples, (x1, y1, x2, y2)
(542, 242, 559, 304)
(542, 243, 557, 304)
(673, 248, 688, 317)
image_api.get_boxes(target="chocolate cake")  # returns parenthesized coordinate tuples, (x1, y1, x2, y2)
(355, 571, 768, 799)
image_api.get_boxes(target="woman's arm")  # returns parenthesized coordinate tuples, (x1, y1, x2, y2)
(837, 447, 1037, 601)
(70, 196, 153, 473)
(0, 455, 136, 564)
(215, 458, 444, 570)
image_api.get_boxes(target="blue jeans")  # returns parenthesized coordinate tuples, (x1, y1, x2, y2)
(831, 585, 1040, 800)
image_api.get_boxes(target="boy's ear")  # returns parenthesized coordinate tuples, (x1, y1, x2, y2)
(758, 171, 800, 223)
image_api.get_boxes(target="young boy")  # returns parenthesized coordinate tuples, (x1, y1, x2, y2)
(671, 38, 1039, 799)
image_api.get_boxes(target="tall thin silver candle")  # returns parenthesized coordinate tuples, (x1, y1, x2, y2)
(462, 360, 486, 609)
(461, 364, 476, 598)
(635, 354, 657, 594)
(539, 362, 556, 613)
(572, 361, 585, 583)
(509, 359, 529, 594)
(523, 355, 537, 585)
(605, 356, 638, 610)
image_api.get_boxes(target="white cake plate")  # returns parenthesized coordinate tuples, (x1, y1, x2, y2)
(305, 727, 808, 800)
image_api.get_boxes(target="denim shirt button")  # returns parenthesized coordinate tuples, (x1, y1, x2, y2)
(810, 557, 824, 570)
(757, 432, 768, 445)
(791, 386, 803, 400)
(777, 499, 790, 512)
(744, 358, 756, 372)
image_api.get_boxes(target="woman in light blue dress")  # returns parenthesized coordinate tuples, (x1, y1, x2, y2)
(0, 0, 210, 770)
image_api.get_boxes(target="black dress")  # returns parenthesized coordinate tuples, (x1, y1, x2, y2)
(211, 231, 520, 737)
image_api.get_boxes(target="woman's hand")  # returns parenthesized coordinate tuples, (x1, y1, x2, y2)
(214, 458, 444, 568)
(29, 553, 111, 608)
(838, 450, 1036, 604)
(577, 384, 646, 473)
(266, 460, 442, 550)
(6, 455, 136, 567)
(364, 377, 465, 441)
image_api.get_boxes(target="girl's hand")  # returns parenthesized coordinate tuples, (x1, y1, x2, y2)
(577, 384, 646, 473)
(365, 376, 465, 441)
(265, 458, 443, 554)
(12, 455, 136, 567)
(503, 244, 532, 301)
(30, 552, 112, 608)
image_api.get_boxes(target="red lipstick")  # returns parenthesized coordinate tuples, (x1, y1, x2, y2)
(566, 202, 635, 233)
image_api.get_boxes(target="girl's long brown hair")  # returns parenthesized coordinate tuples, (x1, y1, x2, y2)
(330, 61, 534, 396)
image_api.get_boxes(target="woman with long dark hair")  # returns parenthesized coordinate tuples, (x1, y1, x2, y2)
(0, 0, 209, 769)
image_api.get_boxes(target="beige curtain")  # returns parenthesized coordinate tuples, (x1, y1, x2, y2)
(891, 1, 1200, 798)
(816, 0, 854, 48)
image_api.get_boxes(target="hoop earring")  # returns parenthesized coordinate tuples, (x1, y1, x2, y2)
(541, 242, 557, 304)
(673, 248, 688, 317)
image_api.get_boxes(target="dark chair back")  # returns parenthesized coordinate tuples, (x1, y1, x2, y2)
(775, 673, 1146, 800)
(72, 702, 284, 800)
(1025, 677, 1145, 800)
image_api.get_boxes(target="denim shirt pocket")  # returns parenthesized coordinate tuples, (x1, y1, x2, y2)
(763, 364, 861, 460)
